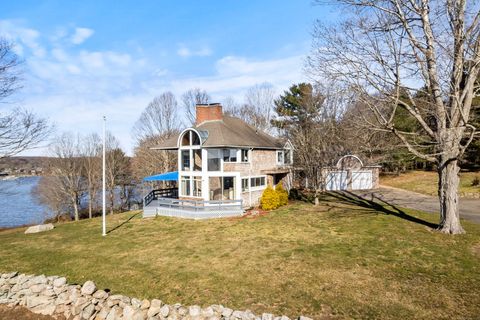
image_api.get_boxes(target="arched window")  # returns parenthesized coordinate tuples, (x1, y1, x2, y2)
(181, 130, 201, 147)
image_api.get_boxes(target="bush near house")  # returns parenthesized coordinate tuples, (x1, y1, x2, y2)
(275, 183, 289, 206)
(260, 185, 280, 210)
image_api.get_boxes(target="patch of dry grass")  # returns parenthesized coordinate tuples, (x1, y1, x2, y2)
(381, 170, 480, 197)
(1, 198, 479, 319)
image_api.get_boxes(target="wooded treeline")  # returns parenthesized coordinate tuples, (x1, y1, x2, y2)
(35, 132, 135, 221)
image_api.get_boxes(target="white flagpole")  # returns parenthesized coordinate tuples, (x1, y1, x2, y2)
(102, 116, 107, 236)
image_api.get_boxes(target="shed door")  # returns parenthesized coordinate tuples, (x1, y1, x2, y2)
(326, 171, 347, 191)
(351, 171, 373, 190)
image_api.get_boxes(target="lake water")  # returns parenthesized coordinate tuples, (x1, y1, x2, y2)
(0, 176, 49, 228)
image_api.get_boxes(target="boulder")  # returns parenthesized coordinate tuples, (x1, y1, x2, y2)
(26, 296, 52, 308)
(82, 303, 96, 319)
(31, 304, 56, 316)
(189, 305, 201, 317)
(140, 299, 150, 310)
(159, 304, 170, 318)
(106, 306, 123, 320)
(81, 281, 96, 295)
(24, 224, 54, 234)
(53, 277, 67, 287)
(93, 290, 108, 300)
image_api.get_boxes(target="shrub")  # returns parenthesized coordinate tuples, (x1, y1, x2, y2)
(275, 183, 289, 206)
(260, 185, 280, 210)
(288, 188, 301, 200)
(472, 176, 480, 187)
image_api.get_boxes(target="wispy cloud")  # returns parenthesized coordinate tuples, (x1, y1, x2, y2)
(2, 19, 306, 156)
(70, 27, 94, 45)
(177, 44, 212, 57)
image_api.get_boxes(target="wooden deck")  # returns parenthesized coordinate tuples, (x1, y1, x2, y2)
(143, 189, 244, 219)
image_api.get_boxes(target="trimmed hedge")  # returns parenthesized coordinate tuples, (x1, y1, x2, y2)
(276, 183, 289, 206)
(260, 185, 280, 210)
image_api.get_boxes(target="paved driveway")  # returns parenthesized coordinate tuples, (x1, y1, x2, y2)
(350, 186, 480, 224)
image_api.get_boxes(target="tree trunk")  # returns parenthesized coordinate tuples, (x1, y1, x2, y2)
(88, 190, 93, 219)
(109, 189, 115, 215)
(437, 159, 465, 234)
(73, 198, 79, 221)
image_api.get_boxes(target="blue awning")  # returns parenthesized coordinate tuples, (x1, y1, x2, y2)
(143, 171, 178, 182)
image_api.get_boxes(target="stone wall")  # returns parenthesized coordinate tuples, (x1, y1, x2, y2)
(0, 272, 312, 320)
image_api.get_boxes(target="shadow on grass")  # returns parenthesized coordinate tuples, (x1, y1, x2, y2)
(321, 190, 439, 229)
(107, 212, 141, 234)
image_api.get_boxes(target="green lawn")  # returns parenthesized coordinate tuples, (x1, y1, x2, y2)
(1, 196, 479, 319)
(381, 170, 480, 197)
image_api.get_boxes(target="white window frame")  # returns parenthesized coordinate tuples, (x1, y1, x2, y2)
(249, 175, 267, 191)
(179, 175, 203, 198)
(240, 149, 250, 163)
(241, 177, 249, 192)
(276, 150, 284, 165)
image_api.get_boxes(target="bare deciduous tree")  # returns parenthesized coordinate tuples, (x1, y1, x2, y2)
(243, 83, 275, 133)
(46, 133, 85, 221)
(81, 133, 101, 218)
(308, 0, 480, 234)
(0, 39, 50, 158)
(181, 88, 211, 125)
(223, 84, 276, 134)
(34, 176, 72, 221)
(105, 132, 130, 214)
(132, 93, 180, 181)
(132, 92, 179, 142)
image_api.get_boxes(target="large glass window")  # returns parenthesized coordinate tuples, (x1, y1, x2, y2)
(223, 177, 235, 200)
(223, 149, 237, 162)
(193, 149, 202, 171)
(181, 176, 191, 196)
(208, 149, 221, 171)
(193, 177, 202, 197)
(181, 150, 190, 171)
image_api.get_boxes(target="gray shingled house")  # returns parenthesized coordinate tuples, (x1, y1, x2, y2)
(142, 103, 293, 219)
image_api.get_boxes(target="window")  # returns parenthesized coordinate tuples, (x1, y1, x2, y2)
(193, 149, 202, 171)
(223, 149, 237, 162)
(193, 177, 202, 197)
(181, 150, 190, 171)
(240, 149, 249, 162)
(241, 178, 249, 192)
(192, 132, 200, 145)
(250, 176, 266, 188)
(277, 151, 284, 165)
(284, 149, 292, 164)
(181, 130, 201, 147)
(181, 176, 191, 196)
(207, 149, 221, 171)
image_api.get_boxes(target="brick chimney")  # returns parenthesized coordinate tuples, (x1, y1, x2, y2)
(195, 103, 223, 125)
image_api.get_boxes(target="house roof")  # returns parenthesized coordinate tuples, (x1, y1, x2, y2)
(152, 116, 285, 150)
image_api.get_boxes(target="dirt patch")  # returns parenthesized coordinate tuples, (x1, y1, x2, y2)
(0, 304, 64, 320)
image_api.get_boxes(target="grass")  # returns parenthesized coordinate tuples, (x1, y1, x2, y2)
(381, 170, 480, 197)
(1, 195, 480, 319)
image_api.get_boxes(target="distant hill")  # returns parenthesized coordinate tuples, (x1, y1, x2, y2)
(0, 156, 50, 176)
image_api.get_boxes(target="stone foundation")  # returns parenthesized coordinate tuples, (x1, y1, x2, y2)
(0, 272, 312, 320)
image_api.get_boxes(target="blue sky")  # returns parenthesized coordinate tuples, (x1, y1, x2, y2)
(1, 0, 336, 155)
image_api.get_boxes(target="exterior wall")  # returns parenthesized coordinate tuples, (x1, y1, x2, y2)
(223, 149, 277, 176)
(242, 190, 263, 208)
